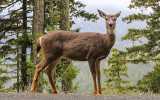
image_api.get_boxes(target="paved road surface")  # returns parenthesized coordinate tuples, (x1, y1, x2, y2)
(0, 93, 160, 100)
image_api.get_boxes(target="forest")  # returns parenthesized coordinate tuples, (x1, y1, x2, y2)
(0, 0, 160, 94)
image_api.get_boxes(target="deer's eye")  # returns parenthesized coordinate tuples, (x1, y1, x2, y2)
(105, 18, 107, 21)
(114, 19, 116, 21)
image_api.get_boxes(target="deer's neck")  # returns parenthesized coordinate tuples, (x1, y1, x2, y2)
(106, 28, 116, 47)
(107, 28, 115, 35)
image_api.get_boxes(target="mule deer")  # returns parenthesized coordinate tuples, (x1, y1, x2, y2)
(31, 9, 121, 94)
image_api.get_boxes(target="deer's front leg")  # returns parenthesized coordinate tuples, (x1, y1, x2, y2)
(96, 60, 102, 94)
(88, 59, 98, 94)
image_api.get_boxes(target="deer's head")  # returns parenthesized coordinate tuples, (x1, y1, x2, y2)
(97, 9, 121, 29)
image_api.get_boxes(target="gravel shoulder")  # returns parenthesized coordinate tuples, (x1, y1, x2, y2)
(0, 93, 160, 100)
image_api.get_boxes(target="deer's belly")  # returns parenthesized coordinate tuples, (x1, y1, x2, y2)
(92, 50, 110, 60)
(62, 49, 88, 61)
(64, 54, 88, 61)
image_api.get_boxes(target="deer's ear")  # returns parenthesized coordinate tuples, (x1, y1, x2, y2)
(115, 11, 121, 17)
(97, 9, 107, 18)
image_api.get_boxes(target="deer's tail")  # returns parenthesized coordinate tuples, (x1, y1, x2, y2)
(37, 37, 42, 57)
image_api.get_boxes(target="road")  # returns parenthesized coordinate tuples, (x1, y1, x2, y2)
(0, 93, 160, 100)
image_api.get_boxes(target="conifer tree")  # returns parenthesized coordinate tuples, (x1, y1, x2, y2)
(58, 0, 72, 92)
(32, 0, 45, 93)
(0, 0, 33, 91)
(0, 68, 10, 92)
(122, 0, 160, 93)
(122, 0, 160, 63)
(103, 48, 129, 90)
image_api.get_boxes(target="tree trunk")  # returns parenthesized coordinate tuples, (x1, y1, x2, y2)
(21, 0, 27, 91)
(32, 0, 44, 64)
(32, 0, 44, 93)
(49, 0, 54, 28)
(59, 0, 73, 92)
(59, 0, 70, 31)
(16, 32, 20, 92)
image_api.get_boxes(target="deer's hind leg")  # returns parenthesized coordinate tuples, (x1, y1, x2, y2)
(31, 59, 52, 93)
(96, 60, 102, 94)
(45, 59, 60, 94)
(88, 58, 98, 94)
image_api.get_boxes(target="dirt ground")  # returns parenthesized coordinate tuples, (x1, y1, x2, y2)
(0, 93, 160, 100)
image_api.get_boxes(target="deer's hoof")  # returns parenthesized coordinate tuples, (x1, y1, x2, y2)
(31, 89, 36, 93)
(99, 91, 103, 94)
(94, 91, 99, 94)
(54, 91, 58, 94)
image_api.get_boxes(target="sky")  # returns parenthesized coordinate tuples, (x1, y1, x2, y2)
(76, 0, 139, 16)
(77, 0, 152, 14)
(79, 0, 132, 13)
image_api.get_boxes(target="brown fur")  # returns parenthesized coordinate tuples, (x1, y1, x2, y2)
(31, 9, 121, 94)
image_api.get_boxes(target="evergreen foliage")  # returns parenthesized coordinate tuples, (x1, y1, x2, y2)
(0, 68, 10, 92)
(44, 0, 98, 30)
(103, 48, 129, 91)
(121, 0, 160, 93)
(137, 63, 160, 93)
(122, 0, 160, 63)
(0, 0, 33, 92)
(56, 62, 80, 93)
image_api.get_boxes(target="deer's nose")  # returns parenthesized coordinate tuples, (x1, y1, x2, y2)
(109, 24, 113, 27)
